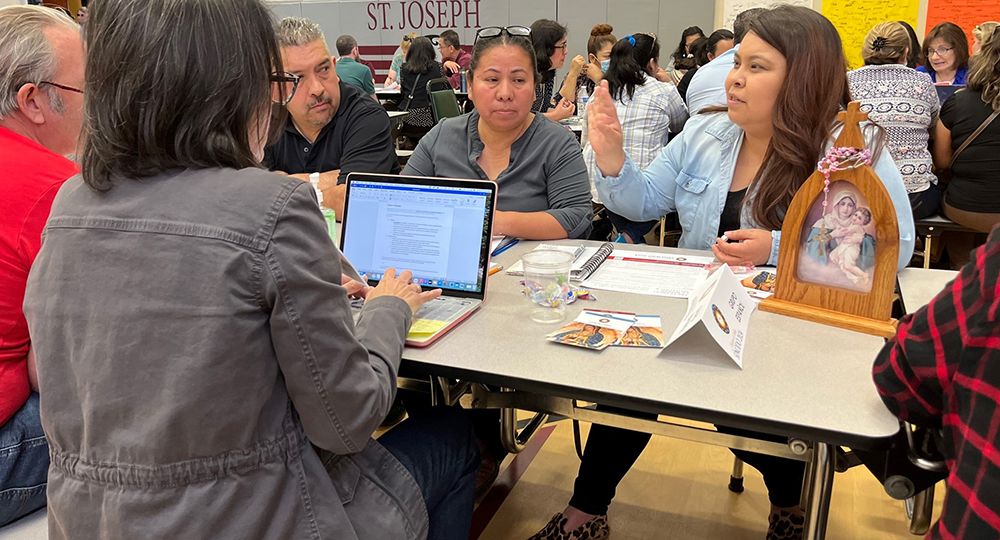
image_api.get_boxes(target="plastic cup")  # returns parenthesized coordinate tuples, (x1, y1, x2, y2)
(521, 249, 573, 324)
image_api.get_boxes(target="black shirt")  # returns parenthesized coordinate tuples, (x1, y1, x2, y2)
(264, 81, 400, 182)
(940, 89, 1000, 213)
(677, 66, 699, 102)
(400, 62, 444, 110)
(717, 187, 748, 236)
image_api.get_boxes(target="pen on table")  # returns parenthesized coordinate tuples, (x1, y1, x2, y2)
(488, 265, 503, 276)
(491, 238, 519, 257)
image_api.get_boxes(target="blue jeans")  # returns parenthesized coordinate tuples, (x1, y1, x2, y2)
(379, 406, 478, 540)
(0, 393, 49, 526)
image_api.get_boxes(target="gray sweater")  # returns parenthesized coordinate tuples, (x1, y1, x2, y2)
(403, 111, 593, 239)
(23, 168, 427, 539)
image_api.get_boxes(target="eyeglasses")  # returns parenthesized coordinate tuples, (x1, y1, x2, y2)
(270, 72, 300, 105)
(623, 33, 657, 56)
(38, 81, 84, 94)
(475, 26, 531, 44)
(927, 46, 954, 57)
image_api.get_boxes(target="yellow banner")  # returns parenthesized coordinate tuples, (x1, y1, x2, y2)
(822, 0, 921, 70)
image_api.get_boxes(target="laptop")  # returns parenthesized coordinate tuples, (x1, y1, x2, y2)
(340, 172, 497, 347)
(935, 84, 963, 105)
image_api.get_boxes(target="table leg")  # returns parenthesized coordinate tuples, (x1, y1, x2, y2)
(803, 442, 835, 540)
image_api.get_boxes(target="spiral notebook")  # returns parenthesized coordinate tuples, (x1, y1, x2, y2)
(506, 242, 615, 282)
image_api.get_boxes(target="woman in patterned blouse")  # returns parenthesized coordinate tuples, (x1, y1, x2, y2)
(848, 22, 940, 219)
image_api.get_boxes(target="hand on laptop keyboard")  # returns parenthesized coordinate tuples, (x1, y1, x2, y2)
(366, 268, 442, 315)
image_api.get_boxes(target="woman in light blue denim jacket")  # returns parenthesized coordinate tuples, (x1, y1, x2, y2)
(531, 7, 915, 540)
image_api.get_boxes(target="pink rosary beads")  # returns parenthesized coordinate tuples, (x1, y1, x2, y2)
(816, 146, 872, 211)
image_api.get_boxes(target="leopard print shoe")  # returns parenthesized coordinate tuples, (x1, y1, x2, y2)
(528, 512, 610, 540)
(766, 508, 804, 540)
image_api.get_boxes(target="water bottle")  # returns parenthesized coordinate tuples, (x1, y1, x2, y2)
(576, 85, 589, 118)
(459, 69, 468, 93)
(309, 172, 338, 243)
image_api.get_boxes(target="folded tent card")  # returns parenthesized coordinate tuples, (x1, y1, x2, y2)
(664, 264, 756, 368)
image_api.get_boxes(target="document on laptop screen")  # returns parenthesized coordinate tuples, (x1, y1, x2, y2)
(343, 181, 491, 292)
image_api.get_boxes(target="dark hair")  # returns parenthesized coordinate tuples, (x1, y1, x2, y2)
(81, 0, 282, 191)
(706, 28, 734, 58)
(689, 37, 710, 66)
(588, 23, 616, 56)
(743, 6, 853, 230)
(469, 32, 538, 84)
(733, 8, 765, 44)
(856, 207, 872, 225)
(671, 25, 704, 64)
(530, 19, 566, 81)
(335, 34, 357, 56)
(605, 33, 660, 102)
(922, 22, 970, 75)
(403, 36, 436, 74)
(439, 29, 460, 49)
(898, 20, 922, 68)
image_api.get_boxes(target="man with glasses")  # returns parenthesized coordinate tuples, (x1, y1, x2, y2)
(265, 17, 399, 219)
(0, 4, 83, 526)
(439, 29, 471, 90)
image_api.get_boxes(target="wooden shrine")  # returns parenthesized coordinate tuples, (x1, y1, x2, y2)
(760, 102, 900, 337)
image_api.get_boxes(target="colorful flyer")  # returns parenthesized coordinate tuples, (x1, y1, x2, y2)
(616, 315, 665, 348)
(547, 310, 635, 351)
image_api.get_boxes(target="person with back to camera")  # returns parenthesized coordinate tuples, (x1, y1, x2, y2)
(972, 21, 998, 56)
(397, 36, 444, 145)
(918, 22, 970, 86)
(22, 1, 480, 538)
(582, 31, 688, 244)
(530, 19, 584, 122)
(848, 21, 941, 219)
(934, 27, 1000, 237)
(530, 7, 914, 540)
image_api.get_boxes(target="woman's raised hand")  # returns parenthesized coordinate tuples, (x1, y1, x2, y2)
(587, 80, 626, 176)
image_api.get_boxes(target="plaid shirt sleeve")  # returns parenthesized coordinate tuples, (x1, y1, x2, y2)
(873, 227, 1000, 539)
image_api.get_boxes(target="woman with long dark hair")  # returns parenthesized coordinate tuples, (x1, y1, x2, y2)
(399, 35, 444, 142)
(23, 1, 478, 538)
(531, 7, 914, 540)
(582, 32, 688, 243)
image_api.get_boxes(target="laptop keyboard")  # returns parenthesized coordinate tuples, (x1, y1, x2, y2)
(350, 296, 475, 322)
(414, 297, 475, 321)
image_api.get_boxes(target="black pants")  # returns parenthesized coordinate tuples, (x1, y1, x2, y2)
(569, 405, 806, 515)
(909, 183, 941, 220)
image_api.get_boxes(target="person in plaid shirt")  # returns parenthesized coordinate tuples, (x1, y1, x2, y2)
(873, 226, 1000, 539)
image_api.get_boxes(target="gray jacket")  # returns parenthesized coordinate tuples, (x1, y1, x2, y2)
(23, 168, 427, 539)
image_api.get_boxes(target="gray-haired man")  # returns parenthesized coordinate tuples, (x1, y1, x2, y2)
(264, 18, 398, 219)
(0, 4, 82, 526)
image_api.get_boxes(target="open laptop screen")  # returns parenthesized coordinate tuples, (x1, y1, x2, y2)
(341, 175, 494, 297)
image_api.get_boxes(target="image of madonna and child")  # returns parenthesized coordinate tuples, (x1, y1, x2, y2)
(802, 189, 877, 291)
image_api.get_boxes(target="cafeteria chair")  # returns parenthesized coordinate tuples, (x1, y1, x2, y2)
(912, 214, 977, 269)
(426, 78, 463, 124)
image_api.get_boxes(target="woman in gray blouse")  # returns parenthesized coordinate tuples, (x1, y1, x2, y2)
(22, 1, 478, 538)
(402, 27, 593, 240)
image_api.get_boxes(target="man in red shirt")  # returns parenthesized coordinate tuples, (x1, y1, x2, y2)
(438, 30, 471, 90)
(0, 5, 83, 526)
